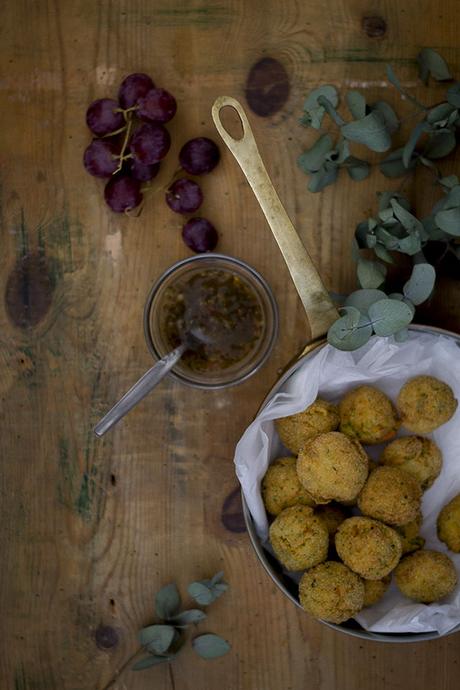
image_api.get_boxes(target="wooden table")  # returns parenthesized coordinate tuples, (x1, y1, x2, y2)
(1, 1, 459, 688)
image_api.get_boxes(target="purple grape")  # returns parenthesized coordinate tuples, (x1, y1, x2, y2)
(129, 123, 171, 165)
(179, 137, 220, 175)
(129, 159, 160, 182)
(83, 139, 120, 178)
(118, 73, 155, 109)
(182, 218, 218, 253)
(104, 175, 142, 213)
(165, 178, 203, 214)
(137, 88, 177, 124)
(86, 98, 124, 136)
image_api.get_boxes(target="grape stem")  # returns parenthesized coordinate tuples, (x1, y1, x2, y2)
(113, 113, 134, 175)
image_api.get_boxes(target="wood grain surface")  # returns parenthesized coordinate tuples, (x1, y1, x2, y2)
(1, 1, 459, 689)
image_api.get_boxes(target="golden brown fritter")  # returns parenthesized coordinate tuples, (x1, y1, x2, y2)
(397, 376, 458, 434)
(363, 575, 392, 607)
(358, 466, 422, 527)
(262, 457, 316, 516)
(299, 561, 364, 624)
(395, 550, 457, 603)
(315, 503, 349, 537)
(269, 505, 329, 572)
(297, 432, 368, 504)
(275, 399, 340, 454)
(396, 513, 425, 554)
(339, 385, 400, 445)
(335, 517, 402, 580)
(437, 493, 460, 553)
(381, 436, 442, 490)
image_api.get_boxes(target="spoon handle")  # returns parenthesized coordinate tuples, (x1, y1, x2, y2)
(211, 96, 338, 341)
(94, 344, 186, 437)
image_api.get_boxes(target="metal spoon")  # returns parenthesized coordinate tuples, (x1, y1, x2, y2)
(94, 342, 187, 437)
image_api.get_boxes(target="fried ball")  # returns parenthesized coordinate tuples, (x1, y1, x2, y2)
(396, 513, 425, 554)
(262, 457, 316, 516)
(358, 466, 422, 527)
(297, 432, 368, 504)
(335, 517, 402, 580)
(275, 399, 340, 454)
(395, 550, 457, 603)
(269, 505, 329, 572)
(315, 503, 349, 537)
(437, 493, 460, 553)
(397, 375, 458, 434)
(339, 385, 400, 445)
(380, 436, 442, 490)
(299, 561, 364, 624)
(363, 575, 392, 607)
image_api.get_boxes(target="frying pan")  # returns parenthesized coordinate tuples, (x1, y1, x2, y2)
(211, 96, 460, 642)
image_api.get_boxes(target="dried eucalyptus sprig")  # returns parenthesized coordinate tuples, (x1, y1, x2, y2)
(132, 573, 230, 672)
(297, 49, 460, 351)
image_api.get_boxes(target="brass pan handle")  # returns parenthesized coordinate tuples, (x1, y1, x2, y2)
(212, 96, 338, 340)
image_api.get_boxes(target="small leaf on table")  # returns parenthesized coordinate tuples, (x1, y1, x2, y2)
(192, 634, 231, 659)
(327, 313, 373, 351)
(423, 129, 456, 159)
(345, 289, 387, 314)
(341, 111, 391, 152)
(371, 101, 400, 133)
(434, 207, 460, 236)
(379, 148, 416, 178)
(403, 122, 429, 168)
(390, 199, 423, 234)
(427, 102, 456, 124)
(307, 165, 339, 192)
(345, 156, 370, 181)
(447, 83, 460, 107)
(403, 263, 436, 304)
(169, 609, 207, 627)
(188, 582, 215, 606)
(357, 258, 387, 288)
(297, 134, 334, 173)
(346, 90, 366, 119)
(155, 583, 181, 619)
(139, 625, 176, 654)
(417, 48, 452, 83)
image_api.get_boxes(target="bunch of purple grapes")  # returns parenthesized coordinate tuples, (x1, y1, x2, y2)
(83, 72, 221, 252)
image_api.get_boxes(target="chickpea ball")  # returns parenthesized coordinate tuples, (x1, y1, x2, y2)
(363, 575, 392, 607)
(358, 466, 422, 527)
(297, 432, 368, 504)
(381, 436, 442, 490)
(395, 550, 457, 603)
(437, 493, 460, 553)
(269, 505, 329, 572)
(339, 385, 400, 445)
(335, 516, 402, 580)
(262, 457, 316, 516)
(397, 375, 457, 434)
(299, 561, 364, 624)
(275, 399, 339, 454)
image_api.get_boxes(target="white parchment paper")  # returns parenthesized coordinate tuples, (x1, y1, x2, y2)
(234, 333, 460, 634)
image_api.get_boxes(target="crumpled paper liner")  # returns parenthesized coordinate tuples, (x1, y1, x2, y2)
(234, 333, 460, 634)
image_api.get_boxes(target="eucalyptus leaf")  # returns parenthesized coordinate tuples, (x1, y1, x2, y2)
(422, 215, 449, 240)
(188, 582, 215, 606)
(365, 234, 377, 249)
(447, 83, 460, 107)
(427, 102, 455, 124)
(388, 293, 416, 316)
(169, 609, 207, 627)
(368, 218, 378, 231)
(303, 86, 339, 126)
(192, 634, 231, 660)
(344, 156, 370, 181)
(336, 138, 351, 163)
(317, 95, 345, 126)
(374, 244, 395, 263)
(434, 207, 460, 236)
(345, 289, 387, 314)
(155, 583, 181, 620)
(417, 48, 452, 83)
(442, 184, 460, 209)
(378, 207, 395, 223)
(403, 122, 430, 168)
(297, 135, 334, 173)
(351, 237, 360, 262)
(139, 625, 176, 654)
(308, 165, 338, 192)
(327, 313, 373, 351)
(368, 299, 414, 336)
(132, 655, 171, 670)
(212, 583, 229, 596)
(386, 64, 425, 109)
(341, 306, 361, 329)
(379, 148, 416, 178)
(403, 263, 436, 304)
(390, 199, 423, 234)
(371, 101, 400, 133)
(341, 111, 391, 152)
(423, 129, 456, 159)
(357, 258, 387, 288)
(439, 174, 460, 189)
(211, 571, 225, 586)
(397, 233, 422, 255)
(346, 90, 366, 119)
(378, 191, 411, 212)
